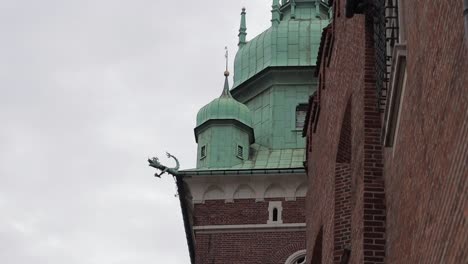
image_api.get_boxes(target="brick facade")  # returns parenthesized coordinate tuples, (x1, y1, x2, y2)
(195, 232, 306, 264)
(193, 197, 306, 263)
(383, 0, 467, 263)
(194, 198, 306, 226)
(304, 0, 467, 263)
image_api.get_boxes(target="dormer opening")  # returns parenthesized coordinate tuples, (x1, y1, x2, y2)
(237, 145, 244, 159)
(200, 145, 206, 159)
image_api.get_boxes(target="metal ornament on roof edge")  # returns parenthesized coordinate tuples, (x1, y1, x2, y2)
(148, 152, 180, 177)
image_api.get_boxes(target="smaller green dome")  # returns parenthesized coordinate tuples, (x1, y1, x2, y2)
(196, 76, 252, 128)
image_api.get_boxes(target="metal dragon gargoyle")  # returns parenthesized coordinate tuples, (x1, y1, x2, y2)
(148, 152, 180, 177)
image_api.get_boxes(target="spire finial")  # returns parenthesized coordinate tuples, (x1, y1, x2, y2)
(271, 0, 281, 27)
(238, 7, 247, 47)
(224, 46, 229, 76)
(221, 47, 232, 98)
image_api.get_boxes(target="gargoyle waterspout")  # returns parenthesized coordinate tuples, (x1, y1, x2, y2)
(148, 152, 180, 177)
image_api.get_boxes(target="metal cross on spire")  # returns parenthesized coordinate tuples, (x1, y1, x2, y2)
(221, 46, 232, 98)
(224, 46, 229, 77)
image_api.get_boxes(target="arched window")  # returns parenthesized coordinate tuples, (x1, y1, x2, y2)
(285, 249, 307, 264)
(267, 201, 283, 224)
(294, 256, 306, 264)
(272, 208, 278, 221)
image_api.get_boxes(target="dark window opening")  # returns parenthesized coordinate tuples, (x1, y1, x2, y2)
(272, 208, 278, 222)
(295, 256, 306, 264)
(296, 104, 308, 129)
(237, 145, 243, 159)
(200, 145, 206, 159)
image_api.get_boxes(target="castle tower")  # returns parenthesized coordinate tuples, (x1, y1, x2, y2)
(195, 71, 254, 169)
(177, 1, 329, 263)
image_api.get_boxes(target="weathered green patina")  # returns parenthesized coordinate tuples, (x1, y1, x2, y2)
(194, 73, 255, 169)
(232, 67, 317, 150)
(148, 152, 180, 177)
(196, 77, 252, 128)
(189, 0, 329, 170)
(238, 8, 247, 47)
(233, 0, 329, 88)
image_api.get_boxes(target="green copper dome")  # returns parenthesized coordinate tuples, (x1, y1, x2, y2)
(233, 0, 329, 88)
(196, 76, 253, 128)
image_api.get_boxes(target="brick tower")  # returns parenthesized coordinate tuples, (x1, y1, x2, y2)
(176, 1, 330, 263)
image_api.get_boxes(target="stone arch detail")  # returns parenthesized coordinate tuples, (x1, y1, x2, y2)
(284, 249, 307, 264)
(233, 184, 255, 199)
(264, 183, 286, 198)
(202, 184, 225, 200)
(294, 182, 308, 198)
(269, 242, 306, 264)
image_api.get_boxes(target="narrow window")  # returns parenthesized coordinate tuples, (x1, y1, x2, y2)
(272, 208, 278, 221)
(296, 104, 308, 129)
(267, 201, 283, 224)
(200, 145, 206, 159)
(237, 145, 243, 159)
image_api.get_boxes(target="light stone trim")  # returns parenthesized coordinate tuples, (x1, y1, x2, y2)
(267, 201, 283, 224)
(185, 173, 307, 204)
(193, 223, 306, 234)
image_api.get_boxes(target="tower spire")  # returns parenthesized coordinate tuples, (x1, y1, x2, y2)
(271, 0, 281, 26)
(238, 7, 247, 47)
(221, 47, 232, 98)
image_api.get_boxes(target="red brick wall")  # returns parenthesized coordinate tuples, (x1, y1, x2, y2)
(334, 163, 351, 263)
(305, 0, 368, 262)
(194, 232, 306, 264)
(305, 0, 467, 263)
(383, 1, 468, 263)
(193, 198, 306, 263)
(194, 198, 306, 226)
(361, 17, 386, 263)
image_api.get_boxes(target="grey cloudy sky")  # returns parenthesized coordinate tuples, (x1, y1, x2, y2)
(0, 1, 271, 263)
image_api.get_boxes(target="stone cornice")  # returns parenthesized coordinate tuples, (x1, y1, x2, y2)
(183, 173, 307, 204)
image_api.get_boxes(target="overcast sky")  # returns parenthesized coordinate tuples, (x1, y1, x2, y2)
(0, 1, 272, 263)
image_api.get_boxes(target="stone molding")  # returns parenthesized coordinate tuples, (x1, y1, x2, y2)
(267, 201, 284, 224)
(193, 223, 306, 234)
(184, 173, 307, 204)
